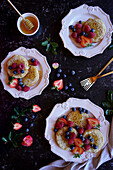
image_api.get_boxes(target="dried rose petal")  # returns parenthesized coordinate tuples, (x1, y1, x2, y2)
(21, 135, 33, 147)
(13, 123, 22, 130)
(52, 62, 59, 69)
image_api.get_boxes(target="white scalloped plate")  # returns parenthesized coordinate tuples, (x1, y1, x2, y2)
(0, 47, 51, 99)
(59, 4, 113, 58)
(45, 98, 110, 163)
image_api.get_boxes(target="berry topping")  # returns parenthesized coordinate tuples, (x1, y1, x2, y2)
(21, 84, 25, 88)
(58, 68, 62, 73)
(80, 111, 83, 114)
(63, 74, 66, 78)
(65, 86, 68, 90)
(56, 73, 60, 78)
(23, 86, 30, 92)
(19, 63, 25, 69)
(74, 138, 83, 147)
(53, 79, 63, 90)
(71, 145, 75, 150)
(16, 85, 22, 91)
(59, 118, 68, 125)
(63, 115, 66, 119)
(71, 70, 76, 75)
(71, 87, 75, 92)
(90, 138, 94, 142)
(93, 144, 98, 149)
(17, 68, 21, 74)
(78, 128, 84, 134)
(72, 107, 76, 112)
(75, 23, 82, 29)
(71, 32, 77, 38)
(12, 63, 17, 69)
(76, 36, 81, 43)
(32, 115, 35, 119)
(82, 32, 85, 36)
(33, 59, 39, 66)
(21, 70, 24, 74)
(79, 21, 82, 24)
(32, 105, 41, 113)
(65, 131, 70, 136)
(69, 132, 76, 140)
(68, 121, 74, 127)
(81, 36, 92, 47)
(76, 29, 82, 35)
(91, 28, 95, 32)
(72, 146, 84, 155)
(80, 136, 85, 142)
(87, 118, 100, 128)
(25, 118, 28, 122)
(13, 70, 17, 74)
(68, 138, 74, 145)
(88, 32, 95, 39)
(31, 58, 35, 62)
(18, 78, 22, 82)
(84, 138, 89, 145)
(65, 135, 70, 139)
(85, 33, 88, 37)
(79, 134, 83, 138)
(76, 126, 79, 130)
(72, 28, 76, 32)
(9, 66, 12, 70)
(55, 121, 64, 129)
(26, 128, 29, 132)
(78, 107, 82, 112)
(86, 110, 90, 114)
(83, 109, 86, 112)
(69, 25, 74, 30)
(54, 128, 58, 133)
(68, 127, 72, 131)
(88, 135, 92, 140)
(86, 124, 92, 130)
(30, 123, 34, 127)
(9, 79, 18, 88)
(69, 83, 72, 87)
(84, 25, 91, 32)
(90, 144, 94, 147)
(84, 144, 91, 151)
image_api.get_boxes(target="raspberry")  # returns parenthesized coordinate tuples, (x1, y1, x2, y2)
(19, 63, 25, 69)
(84, 144, 91, 151)
(68, 121, 74, 127)
(71, 32, 77, 38)
(68, 138, 74, 145)
(17, 68, 21, 74)
(76, 37, 81, 43)
(88, 32, 95, 38)
(86, 124, 92, 130)
(84, 25, 91, 32)
(16, 85, 22, 91)
(69, 132, 76, 140)
(84, 138, 89, 145)
(76, 29, 82, 35)
(75, 23, 82, 29)
(23, 86, 30, 92)
(33, 60, 39, 66)
(78, 128, 84, 134)
(12, 63, 17, 69)
(55, 121, 64, 129)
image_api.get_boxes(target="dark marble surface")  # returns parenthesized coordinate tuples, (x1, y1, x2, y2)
(0, 0, 113, 169)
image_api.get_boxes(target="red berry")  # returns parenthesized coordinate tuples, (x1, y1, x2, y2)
(55, 121, 64, 129)
(75, 23, 82, 29)
(68, 121, 74, 127)
(84, 144, 91, 151)
(76, 29, 82, 35)
(33, 60, 39, 66)
(17, 68, 21, 74)
(23, 86, 30, 92)
(19, 63, 25, 69)
(86, 124, 92, 130)
(84, 25, 91, 32)
(16, 85, 22, 91)
(76, 37, 81, 43)
(71, 32, 77, 38)
(88, 32, 95, 38)
(69, 132, 76, 140)
(68, 138, 74, 145)
(78, 128, 84, 134)
(12, 63, 17, 69)
(84, 138, 89, 145)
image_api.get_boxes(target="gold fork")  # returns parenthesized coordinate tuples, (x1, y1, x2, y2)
(80, 57, 113, 91)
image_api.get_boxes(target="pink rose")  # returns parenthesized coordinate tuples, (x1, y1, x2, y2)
(21, 135, 33, 147)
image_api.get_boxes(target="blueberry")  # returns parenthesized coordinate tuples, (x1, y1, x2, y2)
(82, 32, 85, 36)
(69, 83, 72, 87)
(21, 70, 24, 73)
(9, 66, 12, 70)
(69, 25, 74, 30)
(65, 131, 70, 135)
(25, 118, 28, 122)
(72, 28, 76, 32)
(85, 33, 88, 37)
(64, 74, 66, 78)
(86, 110, 90, 114)
(54, 128, 58, 132)
(71, 70, 76, 75)
(31, 58, 35, 62)
(90, 144, 94, 147)
(79, 21, 82, 24)
(79, 134, 83, 138)
(91, 28, 95, 32)
(82, 109, 86, 113)
(18, 78, 22, 82)
(93, 144, 98, 149)
(32, 115, 35, 119)
(19, 82, 23, 86)
(63, 115, 66, 119)
(76, 126, 79, 130)
(81, 136, 85, 142)
(26, 128, 29, 132)
(78, 107, 82, 112)
(72, 107, 76, 112)
(88, 135, 92, 140)
(80, 111, 83, 114)
(57, 73, 60, 78)
(71, 88, 75, 92)
(65, 135, 70, 139)
(90, 138, 94, 142)
(30, 123, 34, 127)
(71, 145, 75, 150)
(13, 70, 17, 74)
(58, 68, 62, 73)
(68, 127, 72, 131)
(21, 84, 25, 88)
(65, 86, 68, 90)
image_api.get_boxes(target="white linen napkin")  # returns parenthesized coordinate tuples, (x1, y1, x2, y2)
(40, 117, 113, 170)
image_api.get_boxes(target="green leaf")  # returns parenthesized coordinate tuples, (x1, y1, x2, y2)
(46, 43, 50, 52)
(14, 108, 19, 116)
(41, 40, 48, 46)
(102, 102, 112, 108)
(107, 90, 113, 103)
(52, 48, 57, 55)
(47, 37, 51, 41)
(86, 43, 93, 47)
(109, 44, 113, 50)
(11, 115, 18, 119)
(8, 132, 12, 141)
(2, 137, 8, 142)
(50, 42, 58, 47)
(12, 141, 18, 148)
(17, 118, 21, 123)
(105, 109, 113, 115)
(51, 87, 56, 90)
(73, 154, 81, 158)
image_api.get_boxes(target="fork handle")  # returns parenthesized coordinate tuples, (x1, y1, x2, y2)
(96, 57, 113, 77)
(97, 71, 113, 79)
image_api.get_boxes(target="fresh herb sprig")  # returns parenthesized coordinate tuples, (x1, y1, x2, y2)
(73, 154, 81, 158)
(41, 37, 58, 55)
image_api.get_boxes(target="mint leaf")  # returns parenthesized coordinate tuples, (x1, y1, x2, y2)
(47, 37, 51, 41)
(73, 154, 81, 158)
(41, 40, 48, 46)
(86, 43, 93, 47)
(50, 42, 58, 47)
(12, 141, 18, 148)
(2, 137, 8, 142)
(51, 87, 56, 90)
(8, 132, 12, 141)
(107, 90, 113, 103)
(46, 43, 50, 52)
(14, 108, 19, 116)
(105, 109, 113, 115)
(102, 102, 112, 108)
(11, 115, 18, 119)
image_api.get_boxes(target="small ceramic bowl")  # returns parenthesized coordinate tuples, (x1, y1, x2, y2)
(17, 13, 40, 36)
